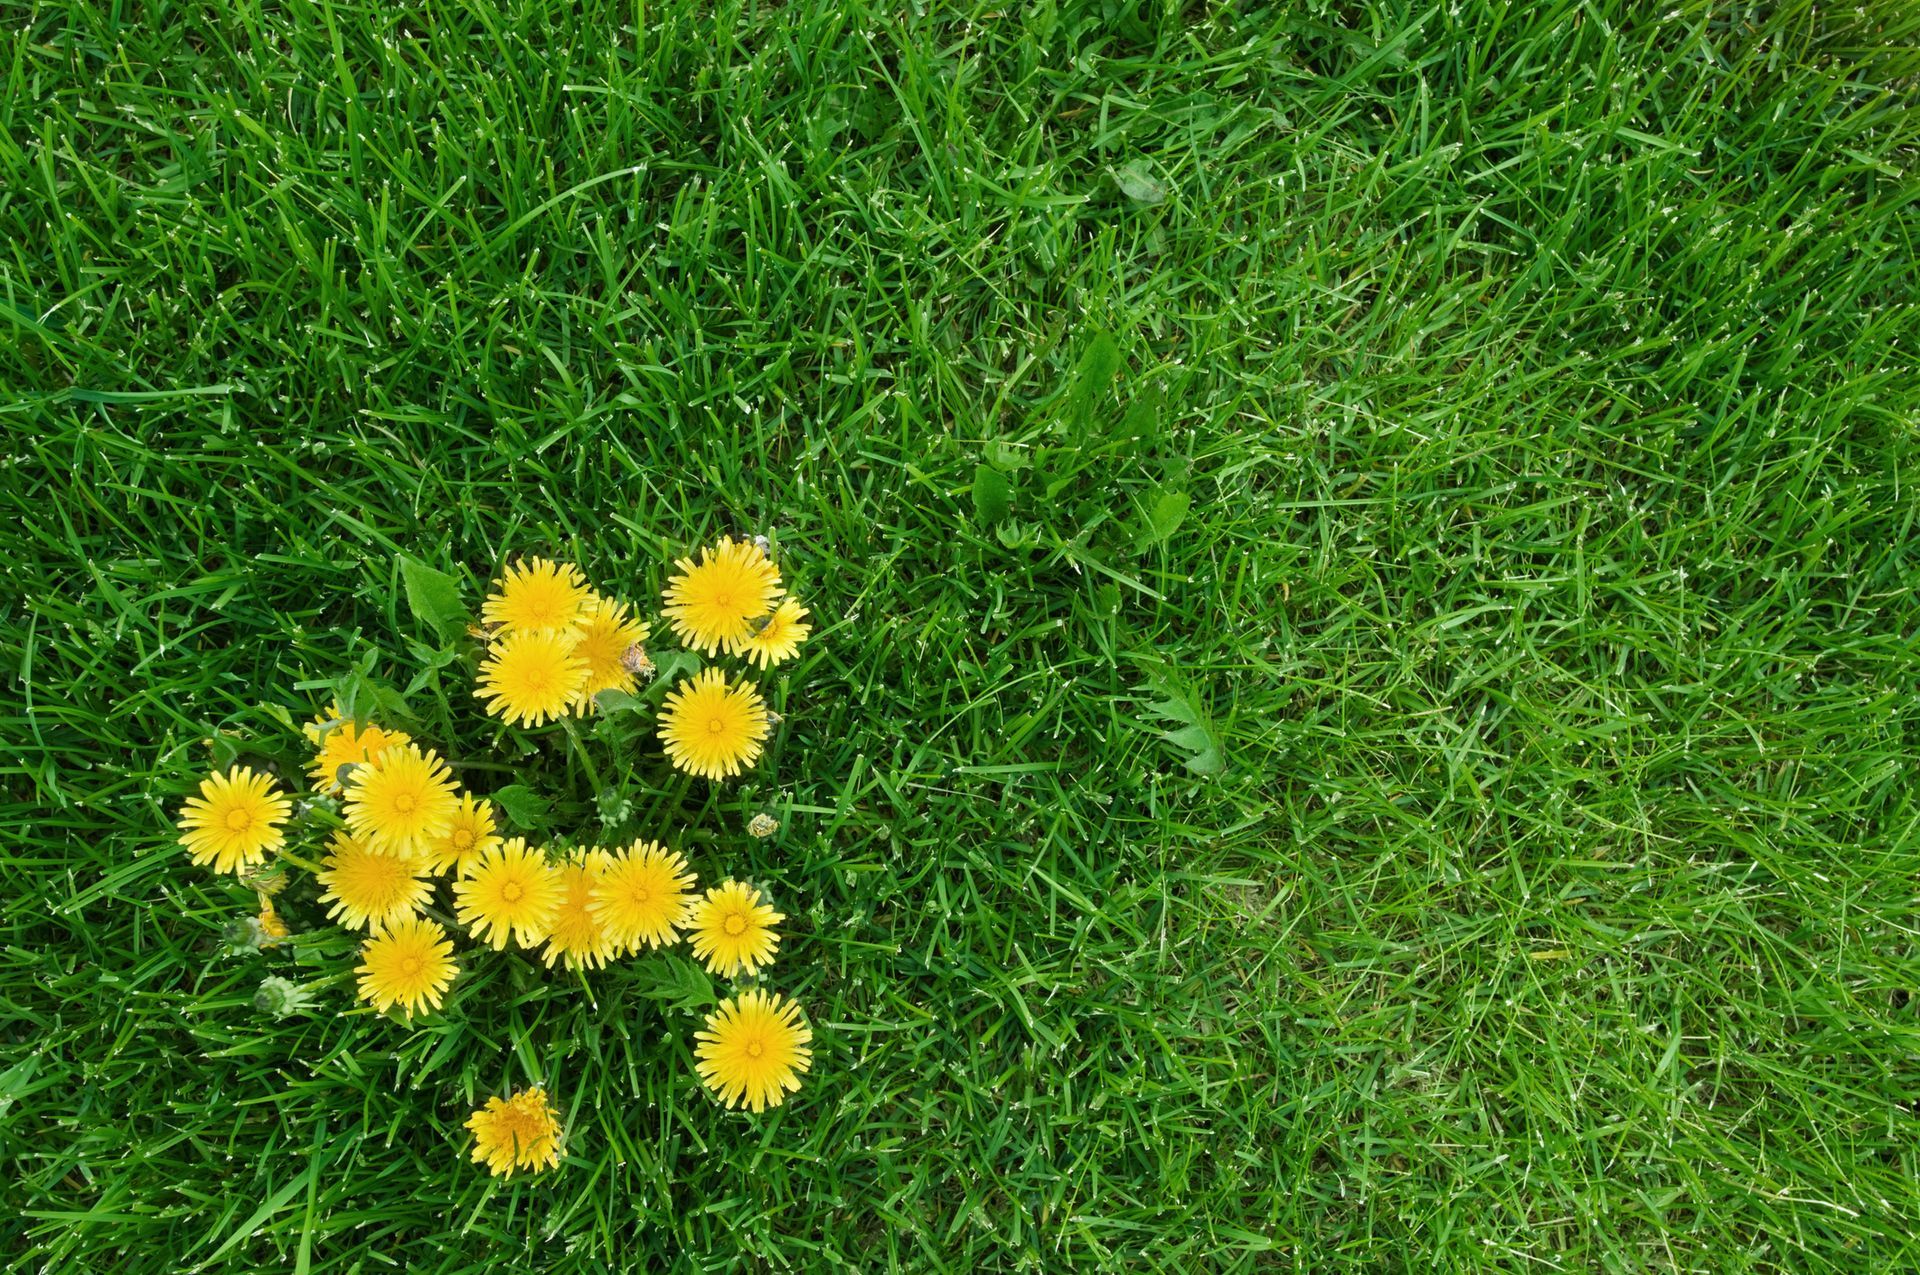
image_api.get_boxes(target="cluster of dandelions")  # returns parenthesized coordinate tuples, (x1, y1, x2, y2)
(173, 540, 818, 1178)
(475, 543, 810, 781)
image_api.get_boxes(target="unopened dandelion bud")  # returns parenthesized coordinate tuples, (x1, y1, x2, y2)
(253, 975, 318, 1020)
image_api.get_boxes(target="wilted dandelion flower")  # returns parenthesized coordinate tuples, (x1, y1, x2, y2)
(661, 536, 782, 654)
(539, 851, 620, 969)
(738, 598, 812, 669)
(241, 864, 288, 896)
(481, 557, 592, 636)
(687, 880, 783, 978)
(256, 897, 290, 943)
(620, 643, 656, 680)
(658, 667, 770, 781)
(226, 899, 290, 953)
(422, 793, 501, 877)
(177, 765, 292, 875)
(568, 595, 652, 711)
(465, 1087, 563, 1178)
(355, 917, 457, 1017)
(304, 704, 412, 794)
(453, 838, 562, 950)
(315, 830, 432, 933)
(342, 744, 460, 857)
(746, 813, 780, 839)
(590, 840, 696, 952)
(695, 989, 813, 1113)
(475, 629, 589, 727)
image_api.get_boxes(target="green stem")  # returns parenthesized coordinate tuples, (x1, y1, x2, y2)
(560, 719, 605, 798)
(276, 849, 323, 875)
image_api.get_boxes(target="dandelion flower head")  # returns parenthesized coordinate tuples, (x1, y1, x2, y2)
(355, 917, 458, 1018)
(177, 765, 292, 875)
(316, 830, 432, 933)
(695, 989, 813, 1113)
(540, 850, 620, 970)
(661, 537, 782, 655)
(590, 840, 696, 953)
(466, 1087, 564, 1178)
(658, 667, 770, 781)
(422, 793, 502, 877)
(342, 743, 460, 857)
(738, 598, 812, 669)
(688, 879, 783, 978)
(568, 594, 653, 711)
(304, 704, 411, 794)
(475, 628, 589, 728)
(481, 557, 592, 637)
(453, 838, 562, 950)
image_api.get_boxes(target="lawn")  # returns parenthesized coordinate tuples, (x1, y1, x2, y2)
(4, 0, 1919, 1270)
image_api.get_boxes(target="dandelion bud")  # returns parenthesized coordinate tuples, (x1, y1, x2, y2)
(253, 976, 318, 1020)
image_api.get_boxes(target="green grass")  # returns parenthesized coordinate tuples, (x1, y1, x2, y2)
(4, 0, 1919, 1269)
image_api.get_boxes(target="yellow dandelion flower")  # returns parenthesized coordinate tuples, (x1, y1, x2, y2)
(687, 879, 783, 978)
(661, 536, 782, 655)
(342, 744, 460, 857)
(315, 830, 432, 933)
(657, 667, 770, 781)
(737, 598, 812, 669)
(177, 765, 292, 875)
(481, 557, 592, 636)
(539, 851, 620, 969)
(475, 629, 589, 727)
(465, 1087, 563, 1178)
(453, 838, 562, 950)
(568, 595, 653, 712)
(420, 793, 501, 877)
(355, 917, 458, 1018)
(589, 840, 696, 952)
(694, 989, 813, 1113)
(303, 704, 412, 794)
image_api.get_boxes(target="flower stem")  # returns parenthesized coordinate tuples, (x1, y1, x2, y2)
(560, 718, 605, 800)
